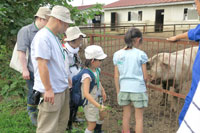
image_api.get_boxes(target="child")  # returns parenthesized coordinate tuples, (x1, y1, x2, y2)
(113, 28, 148, 133)
(63, 26, 86, 130)
(82, 45, 107, 133)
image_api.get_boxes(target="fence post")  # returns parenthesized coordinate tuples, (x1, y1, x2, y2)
(143, 25, 146, 34)
(90, 35, 94, 45)
(92, 23, 94, 34)
(173, 24, 176, 36)
(100, 24, 101, 34)
(104, 24, 106, 35)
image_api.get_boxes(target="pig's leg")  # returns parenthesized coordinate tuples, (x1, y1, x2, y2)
(160, 79, 174, 106)
(171, 85, 179, 112)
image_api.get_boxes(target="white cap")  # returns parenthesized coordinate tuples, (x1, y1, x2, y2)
(64, 26, 86, 41)
(85, 45, 107, 60)
(34, 7, 51, 19)
(50, 5, 74, 24)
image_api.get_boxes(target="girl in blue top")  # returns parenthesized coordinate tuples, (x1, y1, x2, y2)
(113, 28, 148, 133)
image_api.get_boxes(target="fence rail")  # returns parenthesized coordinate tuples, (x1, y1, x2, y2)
(80, 23, 199, 36)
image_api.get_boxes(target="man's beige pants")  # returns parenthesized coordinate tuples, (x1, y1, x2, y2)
(36, 89, 70, 133)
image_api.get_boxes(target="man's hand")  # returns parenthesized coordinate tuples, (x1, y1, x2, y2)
(22, 69, 30, 80)
(166, 36, 177, 42)
(44, 89, 54, 105)
(18, 51, 30, 79)
(68, 78, 72, 88)
(37, 58, 54, 104)
(166, 32, 188, 42)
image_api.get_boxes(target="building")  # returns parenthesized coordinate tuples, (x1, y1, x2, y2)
(103, 0, 199, 32)
(76, 4, 104, 27)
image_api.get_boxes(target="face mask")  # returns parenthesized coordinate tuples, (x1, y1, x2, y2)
(64, 42, 79, 54)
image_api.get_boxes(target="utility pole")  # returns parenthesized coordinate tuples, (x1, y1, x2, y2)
(81, 0, 84, 5)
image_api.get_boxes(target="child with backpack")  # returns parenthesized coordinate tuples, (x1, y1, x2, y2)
(73, 45, 107, 133)
(113, 28, 148, 133)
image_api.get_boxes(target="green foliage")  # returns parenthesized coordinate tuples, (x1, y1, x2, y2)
(0, 98, 36, 133)
(0, 44, 27, 99)
(117, 120, 122, 126)
(78, 106, 84, 113)
(0, 0, 103, 44)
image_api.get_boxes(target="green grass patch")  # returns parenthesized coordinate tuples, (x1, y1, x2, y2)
(0, 97, 88, 133)
(0, 97, 36, 133)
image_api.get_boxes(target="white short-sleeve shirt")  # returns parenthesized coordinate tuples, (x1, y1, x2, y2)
(31, 28, 68, 93)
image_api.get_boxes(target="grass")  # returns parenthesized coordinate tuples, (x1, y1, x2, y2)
(0, 96, 88, 133)
(0, 97, 36, 133)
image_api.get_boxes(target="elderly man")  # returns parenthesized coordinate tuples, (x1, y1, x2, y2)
(17, 6, 51, 126)
(31, 5, 73, 133)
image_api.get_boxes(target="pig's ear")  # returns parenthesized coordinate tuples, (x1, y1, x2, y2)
(161, 54, 171, 69)
(161, 62, 171, 70)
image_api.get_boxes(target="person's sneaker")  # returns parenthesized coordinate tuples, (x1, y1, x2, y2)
(28, 112, 37, 126)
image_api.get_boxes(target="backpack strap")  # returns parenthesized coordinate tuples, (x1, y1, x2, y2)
(82, 69, 96, 93)
(81, 68, 98, 107)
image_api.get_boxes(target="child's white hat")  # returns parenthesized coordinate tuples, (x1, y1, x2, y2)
(85, 45, 107, 60)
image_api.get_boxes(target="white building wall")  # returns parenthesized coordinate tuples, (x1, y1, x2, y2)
(104, 3, 199, 25)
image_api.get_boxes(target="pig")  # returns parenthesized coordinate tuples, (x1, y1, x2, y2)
(147, 46, 199, 111)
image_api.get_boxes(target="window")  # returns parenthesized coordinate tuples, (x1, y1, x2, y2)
(128, 12, 131, 21)
(131, 12, 138, 21)
(188, 8, 199, 20)
(183, 8, 188, 20)
(138, 11, 142, 21)
(94, 15, 101, 21)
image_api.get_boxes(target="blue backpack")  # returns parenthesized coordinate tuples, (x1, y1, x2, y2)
(70, 68, 100, 107)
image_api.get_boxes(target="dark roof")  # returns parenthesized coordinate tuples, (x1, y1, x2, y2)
(104, 0, 193, 8)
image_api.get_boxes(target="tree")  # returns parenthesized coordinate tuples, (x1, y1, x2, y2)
(0, 0, 103, 45)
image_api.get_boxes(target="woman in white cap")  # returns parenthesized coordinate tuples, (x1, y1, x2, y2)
(63, 26, 86, 130)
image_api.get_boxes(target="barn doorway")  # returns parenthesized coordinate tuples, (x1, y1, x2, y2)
(155, 9, 164, 32)
(111, 12, 117, 31)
